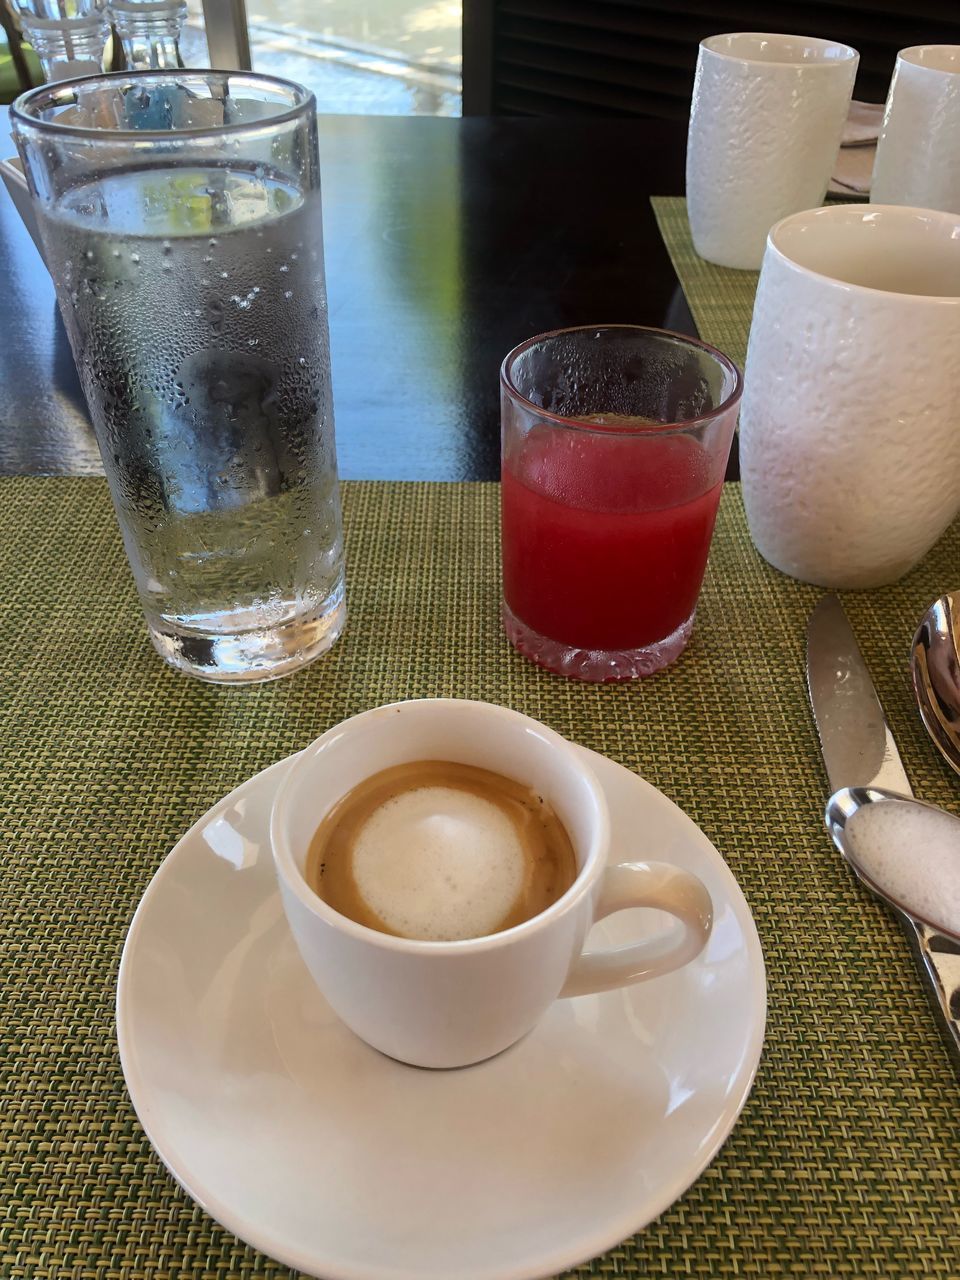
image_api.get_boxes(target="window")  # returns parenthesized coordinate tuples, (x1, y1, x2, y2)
(184, 0, 461, 115)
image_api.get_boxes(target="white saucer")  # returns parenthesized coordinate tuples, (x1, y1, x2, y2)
(117, 748, 766, 1280)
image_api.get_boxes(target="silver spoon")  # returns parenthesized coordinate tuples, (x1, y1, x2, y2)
(825, 785, 960, 940)
(911, 591, 960, 777)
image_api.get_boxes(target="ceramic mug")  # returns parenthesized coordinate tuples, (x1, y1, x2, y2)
(686, 32, 858, 270)
(872, 45, 960, 214)
(269, 700, 713, 1068)
(740, 203, 960, 588)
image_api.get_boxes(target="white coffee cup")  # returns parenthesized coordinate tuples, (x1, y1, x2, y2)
(686, 32, 859, 270)
(740, 203, 960, 588)
(872, 45, 960, 214)
(270, 700, 713, 1068)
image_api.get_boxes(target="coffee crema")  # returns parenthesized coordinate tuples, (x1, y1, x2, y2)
(304, 760, 578, 942)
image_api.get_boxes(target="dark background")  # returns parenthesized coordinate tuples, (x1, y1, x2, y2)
(463, 0, 960, 116)
(0, 113, 692, 480)
(7, 3, 957, 480)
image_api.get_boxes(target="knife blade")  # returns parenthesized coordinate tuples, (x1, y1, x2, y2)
(807, 596, 912, 795)
(806, 595, 960, 1069)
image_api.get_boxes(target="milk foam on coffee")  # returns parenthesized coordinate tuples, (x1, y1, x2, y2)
(305, 760, 578, 942)
(351, 787, 526, 940)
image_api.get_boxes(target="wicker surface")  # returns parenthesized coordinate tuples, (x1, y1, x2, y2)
(2, 476, 960, 1279)
(651, 196, 758, 367)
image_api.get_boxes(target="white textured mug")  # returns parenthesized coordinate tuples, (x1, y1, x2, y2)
(686, 32, 858, 270)
(740, 204, 960, 588)
(270, 700, 713, 1068)
(872, 46, 960, 214)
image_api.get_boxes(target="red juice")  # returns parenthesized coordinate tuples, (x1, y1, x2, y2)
(501, 424, 723, 653)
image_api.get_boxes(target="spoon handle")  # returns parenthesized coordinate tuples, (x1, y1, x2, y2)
(904, 917, 960, 1069)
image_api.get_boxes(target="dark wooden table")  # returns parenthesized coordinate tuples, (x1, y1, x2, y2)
(0, 113, 694, 480)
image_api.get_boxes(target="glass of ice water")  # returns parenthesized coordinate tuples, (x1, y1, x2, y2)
(12, 71, 346, 683)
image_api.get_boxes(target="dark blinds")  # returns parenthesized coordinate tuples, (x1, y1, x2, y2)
(463, 0, 960, 117)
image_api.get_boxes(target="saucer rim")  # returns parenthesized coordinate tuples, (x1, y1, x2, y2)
(117, 749, 766, 1280)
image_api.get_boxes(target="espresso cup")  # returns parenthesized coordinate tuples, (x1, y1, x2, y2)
(270, 700, 713, 1068)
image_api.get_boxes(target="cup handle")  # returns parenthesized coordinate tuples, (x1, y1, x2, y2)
(559, 862, 713, 998)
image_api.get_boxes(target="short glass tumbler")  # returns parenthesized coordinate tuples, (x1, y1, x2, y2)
(500, 326, 742, 681)
(12, 71, 346, 683)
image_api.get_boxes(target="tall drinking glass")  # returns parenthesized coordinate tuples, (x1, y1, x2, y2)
(501, 326, 742, 681)
(12, 71, 346, 682)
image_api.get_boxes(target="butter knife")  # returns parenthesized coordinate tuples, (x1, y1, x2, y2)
(806, 595, 960, 1067)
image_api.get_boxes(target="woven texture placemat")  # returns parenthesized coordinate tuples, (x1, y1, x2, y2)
(3, 477, 960, 1280)
(651, 196, 757, 367)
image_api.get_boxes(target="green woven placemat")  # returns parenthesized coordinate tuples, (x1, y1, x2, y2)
(651, 196, 757, 367)
(2, 477, 959, 1280)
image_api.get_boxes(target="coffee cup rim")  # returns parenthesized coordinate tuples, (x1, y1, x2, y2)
(700, 31, 858, 68)
(270, 699, 610, 954)
(765, 204, 960, 304)
(896, 44, 960, 75)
